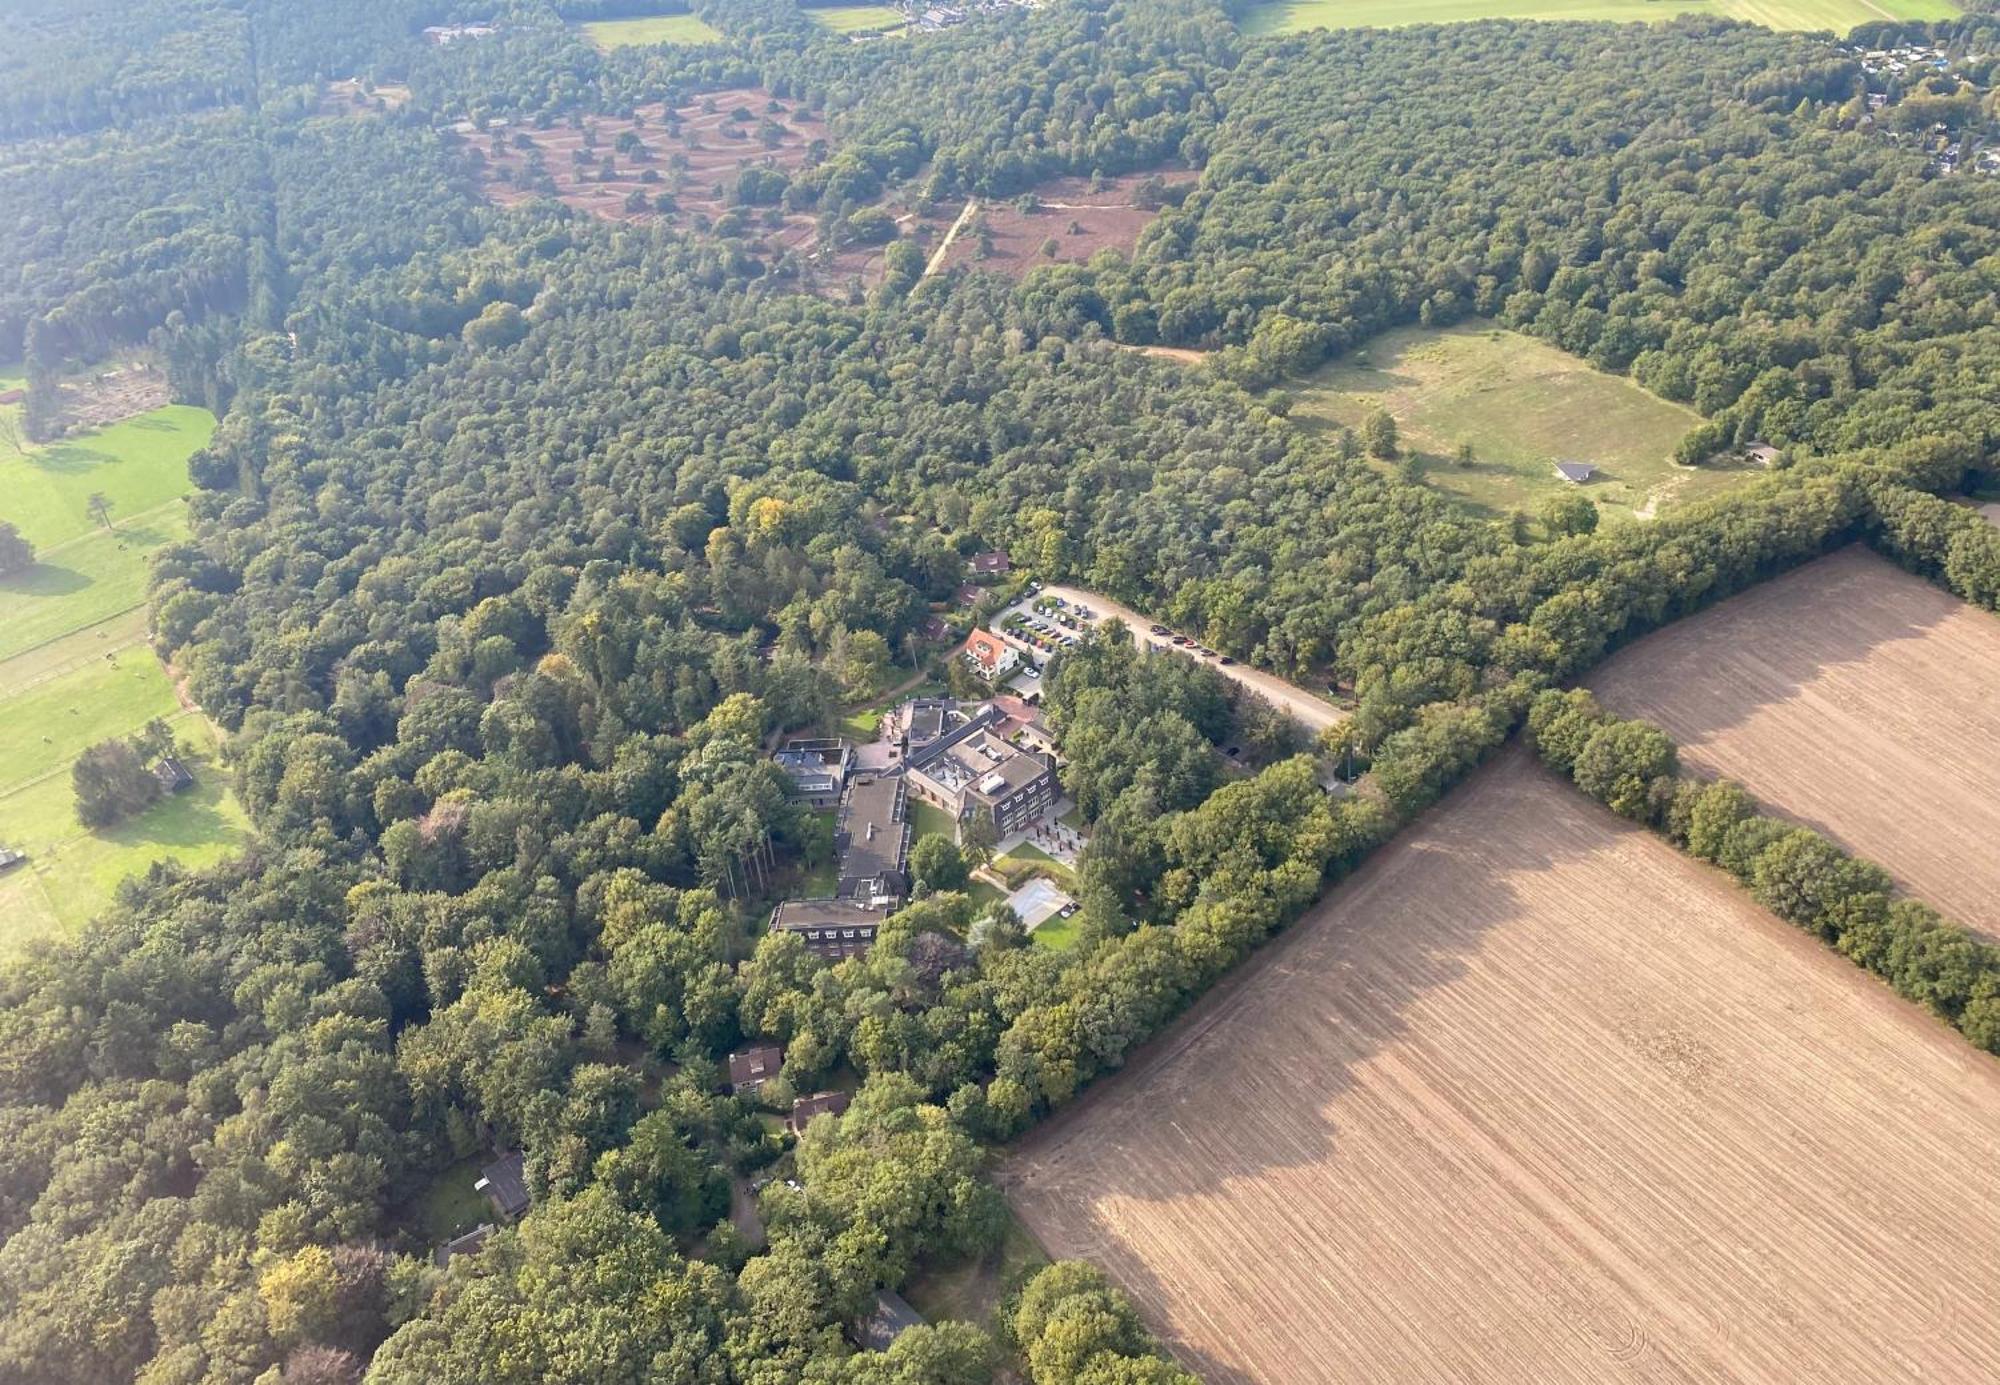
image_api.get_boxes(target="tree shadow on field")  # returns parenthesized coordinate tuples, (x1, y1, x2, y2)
(0, 563, 89, 599)
(1589, 544, 1956, 750)
(998, 749, 1621, 1384)
(1586, 543, 1970, 859)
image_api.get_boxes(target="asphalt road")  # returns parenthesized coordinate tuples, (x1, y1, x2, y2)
(1034, 583, 1348, 735)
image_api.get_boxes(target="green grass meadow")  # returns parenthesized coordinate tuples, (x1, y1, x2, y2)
(804, 4, 908, 32)
(1288, 321, 1756, 525)
(1240, 0, 1957, 34)
(0, 405, 214, 547)
(0, 507, 191, 663)
(578, 12, 724, 47)
(0, 399, 250, 950)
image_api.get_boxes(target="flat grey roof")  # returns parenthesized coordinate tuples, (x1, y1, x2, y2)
(838, 775, 907, 887)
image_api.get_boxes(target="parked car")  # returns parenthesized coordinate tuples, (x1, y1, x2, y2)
(1058, 903, 1078, 918)
(1171, 635, 1190, 646)
(1219, 655, 1237, 665)
(1148, 624, 1167, 635)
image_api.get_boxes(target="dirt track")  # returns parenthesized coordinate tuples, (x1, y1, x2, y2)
(1005, 751, 2000, 1383)
(1035, 583, 1345, 734)
(1591, 545, 2000, 938)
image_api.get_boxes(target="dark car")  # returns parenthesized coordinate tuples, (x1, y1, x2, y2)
(1171, 635, 1190, 646)
(1148, 624, 1167, 635)
(1219, 655, 1236, 665)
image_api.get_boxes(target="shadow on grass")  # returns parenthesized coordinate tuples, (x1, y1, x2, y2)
(26, 443, 117, 475)
(100, 777, 237, 854)
(0, 564, 90, 599)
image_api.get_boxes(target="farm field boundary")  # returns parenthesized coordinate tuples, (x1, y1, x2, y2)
(1005, 750, 2000, 1383)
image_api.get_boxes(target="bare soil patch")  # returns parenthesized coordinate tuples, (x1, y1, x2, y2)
(1004, 750, 2000, 1384)
(456, 89, 829, 260)
(45, 361, 170, 434)
(936, 172, 1192, 278)
(1591, 545, 2000, 939)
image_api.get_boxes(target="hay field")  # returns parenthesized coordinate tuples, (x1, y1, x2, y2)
(1592, 545, 2000, 939)
(1005, 752, 2000, 1384)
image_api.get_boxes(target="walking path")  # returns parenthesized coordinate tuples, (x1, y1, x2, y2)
(923, 197, 979, 277)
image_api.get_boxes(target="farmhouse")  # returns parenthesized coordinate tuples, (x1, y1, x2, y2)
(773, 737, 854, 808)
(474, 1151, 530, 1221)
(903, 699, 1058, 837)
(1553, 460, 1598, 484)
(727, 1044, 784, 1095)
(964, 630, 1019, 679)
(788, 1090, 853, 1133)
(1744, 442, 1781, 467)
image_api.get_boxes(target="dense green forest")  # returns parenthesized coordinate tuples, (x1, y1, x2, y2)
(1, 0, 1997, 1379)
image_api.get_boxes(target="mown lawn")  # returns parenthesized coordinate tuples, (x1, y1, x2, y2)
(1239, 0, 1955, 34)
(578, 12, 724, 47)
(1287, 321, 1754, 525)
(0, 404, 213, 548)
(407, 1156, 495, 1247)
(1029, 916, 1079, 950)
(0, 653, 251, 948)
(0, 507, 190, 663)
(804, 4, 908, 32)
(910, 797, 958, 843)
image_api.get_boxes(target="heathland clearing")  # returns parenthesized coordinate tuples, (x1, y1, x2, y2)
(1592, 545, 2000, 939)
(1287, 322, 1738, 523)
(1005, 752, 2000, 1383)
(1239, 0, 1958, 36)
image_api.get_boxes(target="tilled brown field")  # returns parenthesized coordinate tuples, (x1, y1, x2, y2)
(1591, 545, 2000, 938)
(1004, 751, 2000, 1384)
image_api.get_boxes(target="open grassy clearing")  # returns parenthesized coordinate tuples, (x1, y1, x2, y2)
(1240, 0, 1957, 36)
(0, 651, 187, 792)
(905, 1208, 1049, 1337)
(405, 1156, 495, 1247)
(1287, 322, 1744, 523)
(0, 404, 212, 547)
(577, 12, 724, 47)
(1005, 750, 2000, 1383)
(0, 609, 149, 699)
(0, 649, 251, 947)
(1592, 545, 2000, 940)
(0, 713, 248, 947)
(803, 4, 908, 32)
(0, 505, 190, 663)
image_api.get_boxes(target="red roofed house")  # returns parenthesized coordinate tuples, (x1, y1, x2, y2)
(963, 630, 1019, 679)
(727, 1044, 784, 1095)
